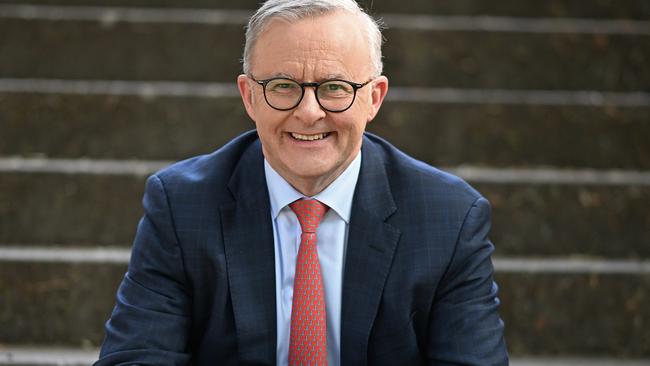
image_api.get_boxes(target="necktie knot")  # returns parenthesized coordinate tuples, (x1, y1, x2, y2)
(289, 199, 328, 233)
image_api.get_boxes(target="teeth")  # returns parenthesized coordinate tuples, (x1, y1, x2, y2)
(291, 132, 329, 141)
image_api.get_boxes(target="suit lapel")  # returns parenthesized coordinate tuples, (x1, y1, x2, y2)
(341, 136, 401, 365)
(220, 139, 277, 364)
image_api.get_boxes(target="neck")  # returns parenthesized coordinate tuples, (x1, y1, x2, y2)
(288, 174, 338, 197)
(272, 159, 354, 197)
(263, 150, 360, 198)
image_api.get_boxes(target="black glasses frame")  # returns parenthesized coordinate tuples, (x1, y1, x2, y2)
(250, 76, 372, 113)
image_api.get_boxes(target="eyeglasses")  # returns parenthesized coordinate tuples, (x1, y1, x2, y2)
(250, 76, 372, 113)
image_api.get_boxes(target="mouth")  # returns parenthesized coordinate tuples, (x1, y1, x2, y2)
(289, 132, 330, 141)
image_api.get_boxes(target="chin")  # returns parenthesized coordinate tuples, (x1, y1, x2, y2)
(290, 161, 335, 177)
(292, 166, 331, 179)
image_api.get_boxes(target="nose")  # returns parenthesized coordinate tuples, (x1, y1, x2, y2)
(292, 87, 326, 123)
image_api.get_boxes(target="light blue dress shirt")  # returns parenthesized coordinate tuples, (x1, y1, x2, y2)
(264, 153, 361, 366)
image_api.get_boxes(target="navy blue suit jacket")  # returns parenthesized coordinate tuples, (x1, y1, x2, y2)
(96, 131, 508, 365)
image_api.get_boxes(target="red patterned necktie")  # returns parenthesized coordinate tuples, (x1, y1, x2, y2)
(288, 199, 329, 366)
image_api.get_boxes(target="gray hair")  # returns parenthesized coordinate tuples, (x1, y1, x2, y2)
(242, 0, 384, 77)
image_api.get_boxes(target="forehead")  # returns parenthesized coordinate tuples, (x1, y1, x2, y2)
(249, 11, 371, 80)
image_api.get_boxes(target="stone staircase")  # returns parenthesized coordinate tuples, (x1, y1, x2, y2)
(0, 1, 649, 364)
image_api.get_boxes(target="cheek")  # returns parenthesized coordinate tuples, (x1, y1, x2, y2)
(356, 93, 376, 121)
(334, 118, 367, 151)
(254, 111, 284, 134)
(250, 91, 274, 119)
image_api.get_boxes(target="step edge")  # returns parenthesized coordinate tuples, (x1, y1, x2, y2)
(1, 347, 649, 366)
(3, 157, 650, 186)
(1, 79, 649, 107)
(2, 246, 650, 274)
(1, 4, 649, 35)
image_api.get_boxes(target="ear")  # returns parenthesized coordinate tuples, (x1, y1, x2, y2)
(366, 75, 389, 123)
(237, 74, 257, 122)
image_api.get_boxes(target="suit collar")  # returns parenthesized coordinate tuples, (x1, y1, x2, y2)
(221, 138, 277, 364)
(226, 137, 270, 210)
(351, 134, 397, 222)
(341, 134, 401, 365)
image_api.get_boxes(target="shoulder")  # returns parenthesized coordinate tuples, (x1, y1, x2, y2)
(361, 133, 491, 262)
(363, 132, 482, 209)
(148, 130, 261, 202)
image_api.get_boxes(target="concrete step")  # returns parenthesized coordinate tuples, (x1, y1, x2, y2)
(0, 258, 648, 357)
(477, 182, 650, 258)
(0, 1, 648, 19)
(0, 18, 244, 83)
(1, 17, 648, 90)
(383, 29, 649, 91)
(1, 348, 648, 366)
(1, 168, 649, 258)
(364, 0, 650, 19)
(0, 347, 97, 366)
(0, 172, 145, 247)
(1, 92, 649, 169)
(0, 261, 125, 348)
(375, 102, 650, 170)
(498, 271, 650, 357)
(0, 93, 250, 163)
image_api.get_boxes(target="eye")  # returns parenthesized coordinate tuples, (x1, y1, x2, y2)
(267, 79, 299, 94)
(320, 81, 353, 96)
(326, 83, 344, 91)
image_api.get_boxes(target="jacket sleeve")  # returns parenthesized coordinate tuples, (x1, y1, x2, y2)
(427, 197, 509, 365)
(94, 174, 192, 366)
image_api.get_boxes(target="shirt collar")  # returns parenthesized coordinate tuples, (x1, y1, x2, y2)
(264, 152, 362, 223)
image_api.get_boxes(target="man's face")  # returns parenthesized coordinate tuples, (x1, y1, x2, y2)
(238, 11, 388, 194)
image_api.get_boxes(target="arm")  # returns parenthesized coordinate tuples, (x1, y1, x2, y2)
(427, 197, 508, 365)
(95, 175, 192, 366)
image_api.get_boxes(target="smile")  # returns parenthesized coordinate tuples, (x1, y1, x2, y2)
(290, 132, 330, 141)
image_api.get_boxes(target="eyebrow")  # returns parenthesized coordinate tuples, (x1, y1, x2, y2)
(272, 72, 295, 79)
(324, 73, 349, 80)
(262, 73, 353, 82)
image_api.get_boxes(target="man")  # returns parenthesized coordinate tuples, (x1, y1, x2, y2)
(95, 0, 508, 365)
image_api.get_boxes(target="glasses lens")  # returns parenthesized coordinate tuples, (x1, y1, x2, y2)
(264, 78, 302, 110)
(317, 80, 355, 111)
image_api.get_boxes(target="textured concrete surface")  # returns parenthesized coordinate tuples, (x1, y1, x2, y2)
(0, 20, 245, 82)
(476, 183, 650, 258)
(374, 102, 650, 169)
(497, 272, 650, 357)
(0, 93, 250, 162)
(1, 347, 649, 366)
(0, 173, 145, 246)
(1, 19, 648, 90)
(362, 0, 650, 18)
(381, 29, 650, 91)
(2, 94, 649, 169)
(0, 262, 126, 347)
(0, 0, 649, 18)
